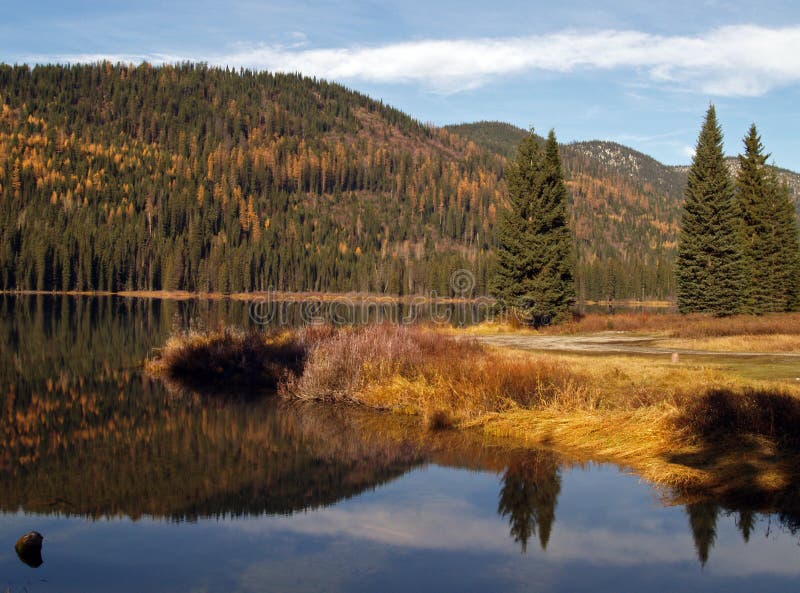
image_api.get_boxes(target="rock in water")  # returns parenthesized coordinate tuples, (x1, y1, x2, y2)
(15, 531, 44, 568)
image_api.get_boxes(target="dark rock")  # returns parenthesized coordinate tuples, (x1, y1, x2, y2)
(15, 531, 44, 568)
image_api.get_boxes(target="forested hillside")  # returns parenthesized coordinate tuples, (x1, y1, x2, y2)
(0, 63, 503, 296)
(4, 65, 795, 300)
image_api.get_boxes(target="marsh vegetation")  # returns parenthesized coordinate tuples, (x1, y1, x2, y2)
(149, 319, 800, 501)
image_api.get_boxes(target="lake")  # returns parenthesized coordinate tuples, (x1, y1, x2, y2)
(1, 295, 799, 592)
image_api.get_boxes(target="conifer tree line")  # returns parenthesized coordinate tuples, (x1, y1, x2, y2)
(492, 130, 575, 324)
(677, 106, 800, 315)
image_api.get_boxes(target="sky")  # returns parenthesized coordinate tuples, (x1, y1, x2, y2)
(3, 0, 800, 169)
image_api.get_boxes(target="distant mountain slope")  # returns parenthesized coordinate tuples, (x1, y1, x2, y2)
(445, 121, 529, 160)
(446, 123, 683, 299)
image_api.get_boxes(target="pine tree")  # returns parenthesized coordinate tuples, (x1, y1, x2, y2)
(677, 106, 745, 315)
(491, 130, 575, 325)
(539, 132, 576, 321)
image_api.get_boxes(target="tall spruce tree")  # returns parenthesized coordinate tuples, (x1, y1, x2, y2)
(491, 130, 575, 325)
(736, 124, 772, 312)
(677, 106, 745, 315)
(764, 168, 800, 311)
(735, 124, 800, 312)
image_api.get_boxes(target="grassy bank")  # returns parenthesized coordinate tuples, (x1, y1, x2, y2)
(656, 334, 800, 353)
(459, 311, 800, 337)
(147, 324, 800, 499)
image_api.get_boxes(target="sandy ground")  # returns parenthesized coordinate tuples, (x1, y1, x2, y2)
(473, 332, 800, 383)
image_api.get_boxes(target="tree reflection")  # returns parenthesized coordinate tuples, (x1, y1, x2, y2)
(497, 451, 561, 553)
(0, 296, 426, 519)
(686, 502, 719, 567)
(736, 509, 756, 543)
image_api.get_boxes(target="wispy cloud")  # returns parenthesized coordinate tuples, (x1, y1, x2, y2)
(221, 500, 800, 576)
(22, 25, 800, 97)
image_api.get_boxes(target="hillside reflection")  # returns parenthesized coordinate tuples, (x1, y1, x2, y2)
(2, 295, 800, 566)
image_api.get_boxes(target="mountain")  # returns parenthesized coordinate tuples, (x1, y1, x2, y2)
(0, 63, 503, 296)
(448, 122, 800, 301)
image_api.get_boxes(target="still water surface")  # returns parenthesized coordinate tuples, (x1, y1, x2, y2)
(1, 295, 799, 592)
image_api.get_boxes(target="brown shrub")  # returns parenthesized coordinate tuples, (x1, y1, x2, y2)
(285, 324, 596, 421)
(284, 325, 455, 400)
(148, 326, 326, 391)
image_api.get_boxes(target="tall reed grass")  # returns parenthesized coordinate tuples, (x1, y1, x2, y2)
(146, 325, 333, 391)
(283, 324, 595, 424)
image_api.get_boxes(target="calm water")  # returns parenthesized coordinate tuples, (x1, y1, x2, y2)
(1, 295, 799, 593)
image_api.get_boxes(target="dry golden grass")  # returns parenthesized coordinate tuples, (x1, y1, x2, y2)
(542, 311, 800, 338)
(657, 334, 800, 353)
(151, 323, 800, 498)
(284, 324, 599, 423)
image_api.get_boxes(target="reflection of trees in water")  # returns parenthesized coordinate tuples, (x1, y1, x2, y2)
(684, 502, 800, 566)
(0, 394, 424, 519)
(686, 502, 718, 567)
(6, 295, 800, 562)
(736, 509, 756, 543)
(497, 452, 561, 553)
(0, 296, 426, 519)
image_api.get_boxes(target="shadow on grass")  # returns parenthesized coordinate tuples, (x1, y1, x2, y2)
(668, 387, 800, 509)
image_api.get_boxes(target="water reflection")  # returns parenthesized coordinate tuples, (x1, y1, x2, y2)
(1, 294, 800, 589)
(498, 452, 561, 552)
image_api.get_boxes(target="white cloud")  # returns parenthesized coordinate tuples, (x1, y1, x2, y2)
(22, 25, 800, 97)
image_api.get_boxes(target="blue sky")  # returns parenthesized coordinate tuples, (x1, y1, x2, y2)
(3, 0, 800, 169)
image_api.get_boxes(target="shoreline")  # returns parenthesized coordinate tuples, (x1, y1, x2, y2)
(0, 289, 674, 309)
(0, 288, 491, 304)
(146, 323, 800, 508)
